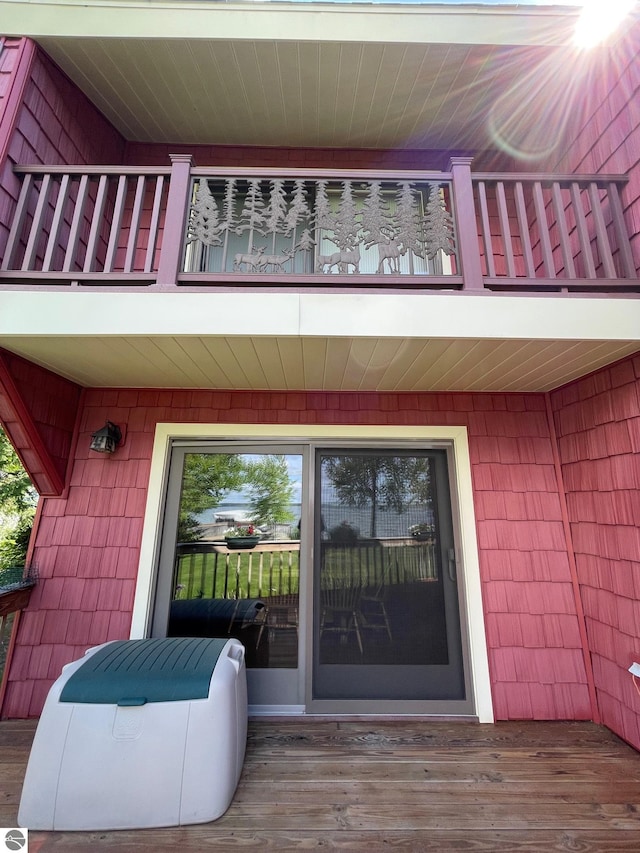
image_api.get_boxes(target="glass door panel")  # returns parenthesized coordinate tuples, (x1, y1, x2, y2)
(313, 449, 467, 705)
(152, 447, 304, 705)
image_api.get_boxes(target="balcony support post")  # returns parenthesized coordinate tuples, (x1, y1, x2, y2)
(449, 157, 484, 290)
(156, 154, 193, 286)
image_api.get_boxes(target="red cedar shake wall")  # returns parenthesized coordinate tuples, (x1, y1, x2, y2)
(0, 38, 23, 147)
(0, 351, 81, 494)
(123, 143, 477, 171)
(542, 23, 640, 749)
(547, 23, 640, 273)
(0, 39, 125, 261)
(0, 40, 123, 490)
(2, 389, 591, 721)
(550, 356, 640, 750)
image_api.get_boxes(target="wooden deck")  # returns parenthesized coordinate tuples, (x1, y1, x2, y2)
(2, 718, 640, 851)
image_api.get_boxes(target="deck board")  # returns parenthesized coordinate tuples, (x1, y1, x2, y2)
(1, 719, 640, 851)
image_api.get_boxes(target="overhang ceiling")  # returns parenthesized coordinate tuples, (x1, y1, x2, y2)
(33, 38, 565, 151)
(0, 292, 638, 393)
(2, 333, 639, 393)
(1, 1, 585, 151)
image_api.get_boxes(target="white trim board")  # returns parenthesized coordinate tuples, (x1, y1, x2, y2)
(131, 422, 494, 723)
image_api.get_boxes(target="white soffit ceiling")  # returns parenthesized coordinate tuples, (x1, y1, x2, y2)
(32, 38, 567, 149)
(0, 291, 638, 392)
(1, 1, 582, 149)
(1, 333, 637, 392)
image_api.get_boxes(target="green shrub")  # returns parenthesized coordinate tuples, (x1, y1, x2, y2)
(0, 514, 33, 571)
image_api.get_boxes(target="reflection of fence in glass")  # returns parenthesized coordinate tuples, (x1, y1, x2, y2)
(174, 542, 301, 601)
(322, 540, 438, 589)
(174, 539, 438, 604)
(184, 177, 457, 276)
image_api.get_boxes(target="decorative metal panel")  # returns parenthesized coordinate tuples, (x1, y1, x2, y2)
(184, 178, 457, 276)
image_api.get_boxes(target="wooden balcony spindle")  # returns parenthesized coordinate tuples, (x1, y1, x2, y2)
(608, 181, 637, 279)
(1, 172, 33, 271)
(156, 153, 193, 287)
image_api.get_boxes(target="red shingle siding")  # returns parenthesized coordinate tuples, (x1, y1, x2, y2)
(538, 24, 640, 749)
(0, 38, 23, 123)
(10, 46, 125, 167)
(0, 349, 81, 496)
(0, 40, 125, 264)
(547, 26, 640, 274)
(123, 143, 466, 171)
(551, 355, 640, 750)
(3, 389, 590, 721)
(0, 38, 33, 261)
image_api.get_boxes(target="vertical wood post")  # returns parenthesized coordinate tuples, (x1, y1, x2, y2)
(449, 157, 484, 290)
(156, 153, 193, 286)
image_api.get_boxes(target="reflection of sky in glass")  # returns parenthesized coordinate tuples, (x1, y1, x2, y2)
(286, 455, 303, 503)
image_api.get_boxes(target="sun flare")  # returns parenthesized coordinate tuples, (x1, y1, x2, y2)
(574, 0, 636, 48)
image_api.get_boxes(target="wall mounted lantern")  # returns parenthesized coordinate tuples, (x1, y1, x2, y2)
(90, 421, 122, 454)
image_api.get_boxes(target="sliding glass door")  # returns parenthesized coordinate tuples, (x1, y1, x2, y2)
(151, 439, 472, 713)
(312, 448, 471, 712)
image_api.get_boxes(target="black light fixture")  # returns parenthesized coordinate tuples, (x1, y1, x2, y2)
(90, 421, 122, 454)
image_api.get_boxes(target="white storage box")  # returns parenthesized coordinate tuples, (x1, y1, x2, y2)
(18, 636, 247, 830)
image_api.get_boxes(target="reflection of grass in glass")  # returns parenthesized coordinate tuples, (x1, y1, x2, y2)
(174, 542, 436, 602)
(175, 549, 300, 600)
(322, 542, 438, 588)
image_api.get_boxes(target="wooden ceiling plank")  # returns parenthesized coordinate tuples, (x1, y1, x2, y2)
(301, 338, 328, 391)
(277, 339, 307, 390)
(323, 338, 355, 391)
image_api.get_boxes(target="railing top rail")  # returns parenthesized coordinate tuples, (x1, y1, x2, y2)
(13, 164, 172, 176)
(12, 165, 628, 185)
(12, 164, 452, 181)
(472, 172, 629, 185)
(190, 166, 453, 181)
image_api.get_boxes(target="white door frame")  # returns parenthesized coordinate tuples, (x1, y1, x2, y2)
(131, 423, 494, 722)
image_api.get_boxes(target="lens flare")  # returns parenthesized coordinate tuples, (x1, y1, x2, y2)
(486, 47, 595, 163)
(574, 0, 636, 48)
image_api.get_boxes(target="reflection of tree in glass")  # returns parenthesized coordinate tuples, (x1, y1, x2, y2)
(178, 453, 296, 542)
(323, 455, 432, 537)
(178, 454, 245, 541)
(244, 455, 295, 534)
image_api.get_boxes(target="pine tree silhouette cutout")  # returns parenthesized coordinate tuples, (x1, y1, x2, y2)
(424, 182, 455, 259)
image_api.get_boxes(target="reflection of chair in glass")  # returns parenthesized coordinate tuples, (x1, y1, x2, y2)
(320, 582, 363, 654)
(408, 541, 438, 583)
(359, 582, 393, 642)
(358, 550, 393, 642)
(264, 594, 299, 642)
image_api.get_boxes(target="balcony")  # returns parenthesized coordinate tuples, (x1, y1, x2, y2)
(0, 156, 637, 294)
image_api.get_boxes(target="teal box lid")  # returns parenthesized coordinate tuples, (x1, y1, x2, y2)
(59, 637, 230, 705)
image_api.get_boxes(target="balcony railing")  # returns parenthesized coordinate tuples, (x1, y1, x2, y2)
(0, 156, 637, 293)
(473, 173, 638, 289)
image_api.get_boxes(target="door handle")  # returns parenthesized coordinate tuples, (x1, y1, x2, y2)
(447, 548, 457, 582)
